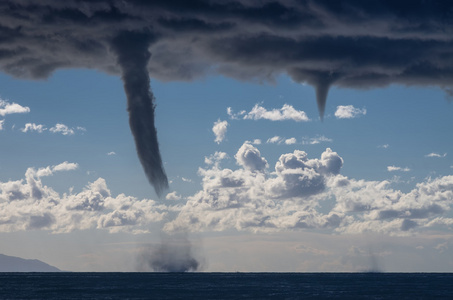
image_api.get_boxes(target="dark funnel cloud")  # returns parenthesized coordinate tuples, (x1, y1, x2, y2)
(111, 31, 168, 197)
(138, 235, 201, 272)
(2, 1, 453, 185)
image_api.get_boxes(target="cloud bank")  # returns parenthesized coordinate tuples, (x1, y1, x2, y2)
(164, 143, 453, 236)
(0, 162, 168, 233)
(1, 145, 453, 237)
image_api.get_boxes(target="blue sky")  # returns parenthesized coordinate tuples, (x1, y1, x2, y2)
(1, 69, 453, 271)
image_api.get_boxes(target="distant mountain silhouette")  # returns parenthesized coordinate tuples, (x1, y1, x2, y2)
(0, 254, 61, 272)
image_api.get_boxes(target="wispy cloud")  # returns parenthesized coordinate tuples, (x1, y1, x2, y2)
(50, 123, 75, 135)
(387, 166, 411, 172)
(212, 119, 228, 144)
(21, 123, 46, 133)
(245, 139, 262, 145)
(0, 99, 30, 116)
(0, 120, 4, 130)
(266, 135, 332, 145)
(267, 136, 282, 144)
(227, 107, 246, 120)
(204, 152, 228, 166)
(334, 105, 366, 119)
(378, 144, 390, 149)
(425, 152, 447, 158)
(21, 123, 85, 135)
(301, 135, 333, 145)
(181, 177, 192, 183)
(107, 152, 116, 156)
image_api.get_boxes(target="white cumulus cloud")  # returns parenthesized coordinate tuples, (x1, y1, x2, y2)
(235, 142, 268, 172)
(243, 104, 310, 122)
(52, 161, 78, 172)
(212, 119, 228, 144)
(285, 138, 297, 145)
(0, 99, 30, 116)
(267, 136, 282, 144)
(166, 191, 182, 201)
(165, 145, 344, 233)
(335, 105, 367, 119)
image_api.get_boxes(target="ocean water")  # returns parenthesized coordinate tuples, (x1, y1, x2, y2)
(0, 273, 452, 299)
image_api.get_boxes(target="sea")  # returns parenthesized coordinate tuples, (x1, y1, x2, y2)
(0, 272, 452, 299)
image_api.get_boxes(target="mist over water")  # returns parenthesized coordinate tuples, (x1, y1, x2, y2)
(138, 234, 202, 272)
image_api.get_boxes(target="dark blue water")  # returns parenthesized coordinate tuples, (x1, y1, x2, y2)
(0, 273, 452, 299)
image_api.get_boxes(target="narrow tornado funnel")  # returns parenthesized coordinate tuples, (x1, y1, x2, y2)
(111, 31, 169, 197)
(315, 82, 330, 121)
(289, 69, 335, 121)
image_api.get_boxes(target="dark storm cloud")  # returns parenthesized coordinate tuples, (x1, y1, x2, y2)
(1, 0, 453, 192)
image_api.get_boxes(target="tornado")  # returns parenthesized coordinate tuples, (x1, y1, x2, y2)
(111, 31, 168, 197)
(312, 72, 339, 121)
(290, 69, 335, 121)
(315, 81, 330, 121)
